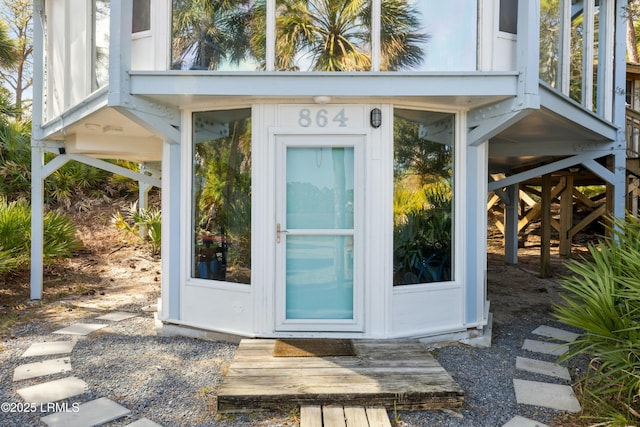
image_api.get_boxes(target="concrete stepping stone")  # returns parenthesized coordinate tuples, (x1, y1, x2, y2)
(96, 311, 139, 322)
(126, 418, 164, 427)
(21, 341, 76, 358)
(13, 357, 72, 381)
(522, 339, 568, 356)
(503, 415, 550, 427)
(41, 397, 131, 427)
(17, 376, 88, 404)
(516, 356, 571, 380)
(52, 323, 107, 336)
(513, 379, 581, 413)
(532, 325, 580, 342)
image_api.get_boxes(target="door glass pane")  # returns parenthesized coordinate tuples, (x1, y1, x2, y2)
(286, 147, 354, 229)
(286, 235, 354, 319)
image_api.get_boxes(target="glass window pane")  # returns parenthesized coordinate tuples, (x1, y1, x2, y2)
(94, 0, 110, 89)
(286, 235, 354, 319)
(540, 0, 561, 88)
(393, 109, 454, 285)
(286, 147, 354, 229)
(171, 0, 262, 70)
(570, 7, 584, 104)
(499, 0, 518, 34)
(132, 0, 150, 33)
(192, 109, 252, 284)
(401, 0, 476, 71)
(275, 0, 372, 71)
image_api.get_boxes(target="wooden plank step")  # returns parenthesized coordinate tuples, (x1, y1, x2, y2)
(218, 339, 464, 413)
(300, 406, 392, 427)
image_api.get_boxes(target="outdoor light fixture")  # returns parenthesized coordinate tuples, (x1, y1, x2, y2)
(370, 108, 382, 128)
(313, 96, 331, 104)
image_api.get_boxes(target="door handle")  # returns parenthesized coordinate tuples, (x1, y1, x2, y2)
(276, 223, 282, 244)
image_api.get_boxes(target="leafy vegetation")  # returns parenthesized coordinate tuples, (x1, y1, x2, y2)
(112, 202, 162, 256)
(393, 180, 452, 284)
(0, 197, 81, 274)
(554, 215, 640, 425)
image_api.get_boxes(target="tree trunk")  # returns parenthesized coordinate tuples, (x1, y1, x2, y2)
(628, 16, 639, 63)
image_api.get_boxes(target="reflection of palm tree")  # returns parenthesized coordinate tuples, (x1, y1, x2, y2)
(172, 0, 427, 71)
(171, 0, 254, 70)
(275, 0, 427, 71)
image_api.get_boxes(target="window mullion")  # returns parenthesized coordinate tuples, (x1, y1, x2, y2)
(266, 0, 275, 71)
(371, 0, 380, 71)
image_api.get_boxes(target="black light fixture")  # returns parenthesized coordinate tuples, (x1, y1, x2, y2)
(370, 108, 382, 128)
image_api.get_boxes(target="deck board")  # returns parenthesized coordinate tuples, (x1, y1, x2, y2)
(217, 339, 464, 413)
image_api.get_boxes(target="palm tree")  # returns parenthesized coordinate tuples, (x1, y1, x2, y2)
(275, 0, 427, 71)
(0, 20, 17, 70)
(171, 0, 255, 70)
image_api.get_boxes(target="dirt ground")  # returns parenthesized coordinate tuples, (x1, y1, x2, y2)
(0, 198, 596, 340)
(0, 198, 162, 339)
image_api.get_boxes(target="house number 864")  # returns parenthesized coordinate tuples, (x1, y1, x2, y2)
(298, 108, 348, 128)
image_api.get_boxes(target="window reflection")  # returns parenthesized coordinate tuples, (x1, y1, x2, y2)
(94, 0, 110, 89)
(540, 0, 561, 88)
(169, 0, 478, 72)
(192, 109, 252, 284)
(275, 0, 373, 71)
(408, 0, 476, 71)
(393, 109, 454, 285)
(171, 0, 261, 70)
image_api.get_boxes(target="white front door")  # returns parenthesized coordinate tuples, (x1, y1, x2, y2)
(275, 133, 364, 332)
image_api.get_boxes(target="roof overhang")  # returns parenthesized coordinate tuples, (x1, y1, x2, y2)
(488, 84, 619, 175)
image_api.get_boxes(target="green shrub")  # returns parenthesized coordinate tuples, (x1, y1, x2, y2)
(112, 202, 161, 255)
(554, 214, 640, 425)
(0, 197, 81, 274)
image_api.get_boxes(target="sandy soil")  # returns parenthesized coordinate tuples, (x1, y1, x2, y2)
(0, 198, 595, 339)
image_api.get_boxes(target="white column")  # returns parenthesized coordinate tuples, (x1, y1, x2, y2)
(30, 145, 45, 300)
(160, 139, 181, 320)
(464, 141, 489, 326)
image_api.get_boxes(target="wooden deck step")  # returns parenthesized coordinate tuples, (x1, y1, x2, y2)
(300, 405, 392, 427)
(217, 339, 464, 413)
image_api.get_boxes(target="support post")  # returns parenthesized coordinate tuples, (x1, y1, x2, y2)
(160, 139, 181, 321)
(540, 174, 552, 278)
(503, 184, 519, 265)
(559, 174, 574, 257)
(30, 146, 45, 300)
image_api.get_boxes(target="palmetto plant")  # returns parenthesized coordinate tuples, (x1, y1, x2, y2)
(554, 215, 640, 425)
(112, 202, 162, 256)
(0, 197, 80, 274)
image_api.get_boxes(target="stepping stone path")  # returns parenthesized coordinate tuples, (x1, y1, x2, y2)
(502, 324, 582, 427)
(12, 311, 164, 426)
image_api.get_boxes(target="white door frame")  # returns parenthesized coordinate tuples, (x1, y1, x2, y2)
(272, 130, 367, 332)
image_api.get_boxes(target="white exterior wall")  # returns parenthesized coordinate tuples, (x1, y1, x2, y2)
(172, 102, 482, 339)
(478, 0, 517, 71)
(131, 0, 171, 70)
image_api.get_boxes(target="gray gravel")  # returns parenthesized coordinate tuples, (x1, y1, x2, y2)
(1, 269, 587, 427)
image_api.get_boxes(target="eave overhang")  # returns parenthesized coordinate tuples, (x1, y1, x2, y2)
(128, 71, 519, 110)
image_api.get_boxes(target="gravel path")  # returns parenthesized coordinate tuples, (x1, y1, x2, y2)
(1, 262, 587, 427)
